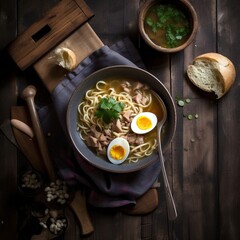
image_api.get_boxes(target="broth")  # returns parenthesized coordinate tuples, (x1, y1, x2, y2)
(144, 3, 191, 48)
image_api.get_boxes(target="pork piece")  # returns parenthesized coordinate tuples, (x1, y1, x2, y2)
(132, 92, 142, 104)
(97, 142, 107, 155)
(101, 141, 109, 147)
(104, 129, 111, 137)
(98, 133, 107, 142)
(122, 110, 132, 122)
(140, 95, 149, 105)
(112, 119, 123, 133)
(126, 133, 144, 145)
(121, 81, 131, 88)
(85, 136, 98, 148)
(133, 81, 144, 91)
(127, 133, 137, 145)
(90, 126, 101, 139)
(135, 135, 144, 145)
(120, 81, 131, 93)
(133, 92, 150, 105)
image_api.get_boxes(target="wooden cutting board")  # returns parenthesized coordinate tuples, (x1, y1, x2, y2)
(8, 0, 104, 92)
(8, 0, 159, 215)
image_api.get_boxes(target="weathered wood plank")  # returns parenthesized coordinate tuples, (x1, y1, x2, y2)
(217, 0, 240, 239)
(171, 0, 219, 239)
(0, 0, 18, 239)
(85, 0, 110, 44)
(17, 0, 59, 34)
(0, 0, 17, 49)
(0, 133, 17, 239)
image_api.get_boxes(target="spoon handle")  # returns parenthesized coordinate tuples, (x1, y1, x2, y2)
(157, 125, 177, 221)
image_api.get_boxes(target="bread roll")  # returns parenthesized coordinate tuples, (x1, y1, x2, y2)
(187, 53, 236, 98)
(54, 47, 77, 71)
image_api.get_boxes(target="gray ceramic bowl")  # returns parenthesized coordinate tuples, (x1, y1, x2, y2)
(67, 66, 176, 173)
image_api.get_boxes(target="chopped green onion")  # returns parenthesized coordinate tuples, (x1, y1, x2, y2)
(177, 100, 185, 107)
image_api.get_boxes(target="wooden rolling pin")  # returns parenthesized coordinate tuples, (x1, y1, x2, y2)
(21, 85, 94, 235)
(21, 86, 57, 181)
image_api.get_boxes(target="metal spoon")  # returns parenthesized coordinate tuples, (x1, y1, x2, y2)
(151, 91, 177, 220)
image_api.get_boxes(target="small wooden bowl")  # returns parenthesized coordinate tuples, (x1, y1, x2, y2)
(138, 0, 198, 53)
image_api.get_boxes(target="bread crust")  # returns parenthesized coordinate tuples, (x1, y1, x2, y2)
(188, 52, 236, 98)
(54, 47, 77, 71)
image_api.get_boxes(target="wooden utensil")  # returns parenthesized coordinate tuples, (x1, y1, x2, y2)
(121, 185, 159, 215)
(151, 91, 177, 220)
(10, 119, 34, 138)
(21, 85, 94, 235)
(11, 106, 46, 174)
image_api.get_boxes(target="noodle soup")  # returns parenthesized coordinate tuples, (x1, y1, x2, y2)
(77, 78, 165, 164)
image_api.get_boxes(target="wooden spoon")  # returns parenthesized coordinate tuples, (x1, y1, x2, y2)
(21, 85, 94, 235)
(151, 91, 177, 221)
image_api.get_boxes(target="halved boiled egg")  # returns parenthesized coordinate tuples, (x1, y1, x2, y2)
(107, 137, 130, 164)
(131, 112, 157, 134)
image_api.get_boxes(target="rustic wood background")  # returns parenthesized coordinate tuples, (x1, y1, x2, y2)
(0, 0, 240, 239)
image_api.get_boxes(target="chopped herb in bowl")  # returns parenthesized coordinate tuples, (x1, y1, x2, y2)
(144, 3, 191, 48)
(139, 0, 198, 52)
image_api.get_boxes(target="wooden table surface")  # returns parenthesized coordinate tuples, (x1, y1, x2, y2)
(1, 0, 240, 239)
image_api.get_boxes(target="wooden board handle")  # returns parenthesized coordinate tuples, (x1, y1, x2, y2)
(121, 188, 159, 215)
(70, 191, 94, 235)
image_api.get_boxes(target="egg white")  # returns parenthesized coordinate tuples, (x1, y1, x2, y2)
(131, 112, 157, 134)
(107, 137, 130, 164)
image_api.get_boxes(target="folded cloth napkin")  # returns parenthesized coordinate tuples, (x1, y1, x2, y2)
(32, 38, 161, 208)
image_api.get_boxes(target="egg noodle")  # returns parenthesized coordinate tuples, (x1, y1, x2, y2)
(77, 80, 158, 163)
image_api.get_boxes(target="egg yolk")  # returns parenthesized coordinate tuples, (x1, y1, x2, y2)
(110, 145, 125, 160)
(136, 116, 152, 130)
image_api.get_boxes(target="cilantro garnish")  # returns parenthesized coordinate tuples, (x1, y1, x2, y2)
(145, 4, 190, 48)
(96, 97, 125, 124)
